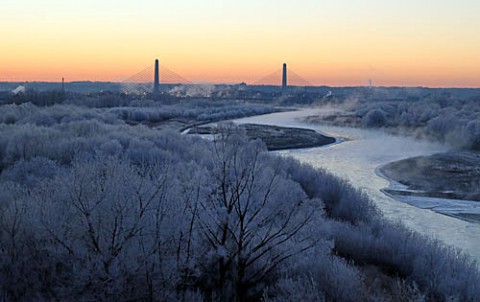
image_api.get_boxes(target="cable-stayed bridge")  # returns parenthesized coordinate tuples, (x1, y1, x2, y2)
(121, 62, 192, 94)
(253, 66, 312, 87)
(121, 60, 313, 94)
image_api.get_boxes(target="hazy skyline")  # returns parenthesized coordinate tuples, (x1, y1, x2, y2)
(2, 0, 480, 87)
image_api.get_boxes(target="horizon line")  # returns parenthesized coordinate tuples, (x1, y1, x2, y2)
(1, 80, 480, 90)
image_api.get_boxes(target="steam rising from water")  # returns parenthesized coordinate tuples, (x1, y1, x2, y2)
(169, 84, 215, 98)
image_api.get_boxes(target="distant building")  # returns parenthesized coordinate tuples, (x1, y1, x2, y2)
(12, 85, 26, 95)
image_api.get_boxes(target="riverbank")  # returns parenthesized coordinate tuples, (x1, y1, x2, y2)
(229, 109, 480, 261)
(378, 151, 480, 223)
(303, 110, 480, 223)
(379, 151, 480, 201)
(188, 123, 336, 150)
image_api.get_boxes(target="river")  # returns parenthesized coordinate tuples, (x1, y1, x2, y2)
(232, 109, 480, 262)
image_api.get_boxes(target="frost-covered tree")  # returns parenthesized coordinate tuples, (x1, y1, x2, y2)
(462, 120, 480, 149)
(0, 99, 480, 301)
(193, 126, 322, 300)
(362, 109, 387, 128)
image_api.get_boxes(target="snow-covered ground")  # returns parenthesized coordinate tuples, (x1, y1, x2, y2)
(232, 109, 480, 262)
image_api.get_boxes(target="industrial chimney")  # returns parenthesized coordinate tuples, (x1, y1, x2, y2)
(154, 59, 160, 94)
(282, 63, 287, 90)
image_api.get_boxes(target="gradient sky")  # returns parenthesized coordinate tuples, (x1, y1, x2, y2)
(1, 0, 480, 87)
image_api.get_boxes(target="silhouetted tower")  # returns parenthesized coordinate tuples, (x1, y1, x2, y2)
(282, 63, 287, 90)
(154, 59, 160, 94)
(61, 77, 65, 92)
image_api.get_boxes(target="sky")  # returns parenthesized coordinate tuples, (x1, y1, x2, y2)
(1, 0, 480, 87)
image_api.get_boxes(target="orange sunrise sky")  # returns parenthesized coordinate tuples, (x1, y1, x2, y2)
(1, 0, 480, 87)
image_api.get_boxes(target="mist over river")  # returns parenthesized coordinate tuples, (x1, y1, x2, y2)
(232, 109, 480, 262)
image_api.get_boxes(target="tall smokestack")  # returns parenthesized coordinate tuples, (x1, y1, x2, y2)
(154, 59, 160, 94)
(282, 63, 287, 90)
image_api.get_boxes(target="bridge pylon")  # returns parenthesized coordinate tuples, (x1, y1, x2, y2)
(153, 59, 160, 94)
(282, 63, 287, 90)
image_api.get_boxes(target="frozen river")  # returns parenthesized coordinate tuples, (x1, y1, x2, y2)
(232, 109, 480, 262)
